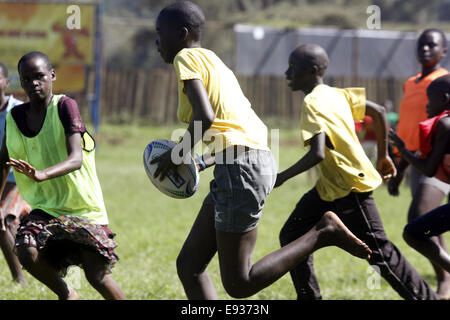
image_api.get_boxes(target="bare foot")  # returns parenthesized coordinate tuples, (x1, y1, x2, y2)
(67, 286, 78, 300)
(437, 280, 450, 300)
(59, 286, 78, 300)
(440, 293, 450, 300)
(13, 275, 27, 286)
(316, 211, 372, 260)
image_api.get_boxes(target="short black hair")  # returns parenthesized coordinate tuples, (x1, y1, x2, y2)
(159, 1, 205, 41)
(420, 28, 448, 49)
(17, 51, 53, 72)
(0, 62, 7, 77)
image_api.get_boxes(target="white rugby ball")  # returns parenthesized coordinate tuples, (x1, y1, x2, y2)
(143, 139, 200, 199)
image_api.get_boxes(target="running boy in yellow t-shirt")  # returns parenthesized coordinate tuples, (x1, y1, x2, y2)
(151, 1, 371, 300)
(277, 44, 440, 300)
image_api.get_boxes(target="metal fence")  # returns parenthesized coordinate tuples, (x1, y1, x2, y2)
(95, 68, 406, 124)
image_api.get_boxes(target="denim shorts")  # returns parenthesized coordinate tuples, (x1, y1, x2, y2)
(204, 147, 277, 233)
(404, 203, 450, 239)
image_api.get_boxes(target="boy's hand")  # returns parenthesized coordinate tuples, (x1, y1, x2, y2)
(150, 149, 179, 181)
(376, 156, 397, 181)
(388, 128, 405, 152)
(387, 174, 403, 196)
(194, 156, 205, 173)
(7, 158, 47, 182)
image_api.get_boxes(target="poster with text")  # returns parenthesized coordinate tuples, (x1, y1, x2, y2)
(0, 2, 96, 96)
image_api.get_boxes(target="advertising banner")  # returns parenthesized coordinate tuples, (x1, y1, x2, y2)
(0, 2, 96, 94)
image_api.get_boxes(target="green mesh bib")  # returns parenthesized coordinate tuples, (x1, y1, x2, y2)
(6, 95, 108, 224)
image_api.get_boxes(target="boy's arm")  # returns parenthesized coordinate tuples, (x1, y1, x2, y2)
(365, 100, 397, 180)
(0, 135, 11, 231)
(274, 132, 325, 188)
(183, 79, 215, 152)
(390, 119, 449, 177)
(7, 132, 83, 182)
(152, 79, 215, 179)
(387, 156, 409, 196)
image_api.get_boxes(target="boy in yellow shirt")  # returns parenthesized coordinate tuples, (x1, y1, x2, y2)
(151, 1, 371, 299)
(277, 44, 440, 300)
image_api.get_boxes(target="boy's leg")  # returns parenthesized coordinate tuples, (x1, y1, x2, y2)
(0, 184, 29, 284)
(0, 215, 26, 284)
(16, 244, 76, 299)
(214, 149, 369, 299)
(177, 196, 218, 299)
(80, 248, 126, 300)
(407, 181, 450, 296)
(338, 192, 439, 300)
(403, 203, 450, 296)
(217, 211, 371, 299)
(279, 188, 333, 300)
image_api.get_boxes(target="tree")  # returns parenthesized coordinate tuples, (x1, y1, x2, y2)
(373, 0, 441, 24)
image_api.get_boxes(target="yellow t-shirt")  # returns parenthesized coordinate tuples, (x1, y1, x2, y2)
(300, 84, 382, 201)
(173, 48, 269, 153)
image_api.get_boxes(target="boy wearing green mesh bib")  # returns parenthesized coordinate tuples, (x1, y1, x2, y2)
(0, 51, 125, 300)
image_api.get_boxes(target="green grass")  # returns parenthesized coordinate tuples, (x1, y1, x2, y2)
(0, 123, 448, 300)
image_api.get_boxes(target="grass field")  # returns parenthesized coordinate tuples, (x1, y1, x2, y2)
(0, 122, 448, 300)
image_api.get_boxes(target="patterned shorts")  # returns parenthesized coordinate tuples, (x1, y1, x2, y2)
(15, 210, 119, 277)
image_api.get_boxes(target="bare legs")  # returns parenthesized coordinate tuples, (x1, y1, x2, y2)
(16, 245, 125, 300)
(16, 245, 76, 299)
(216, 211, 371, 298)
(408, 183, 450, 297)
(404, 203, 450, 299)
(80, 249, 126, 300)
(177, 201, 371, 299)
(176, 203, 218, 299)
(403, 231, 450, 279)
(0, 215, 26, 284)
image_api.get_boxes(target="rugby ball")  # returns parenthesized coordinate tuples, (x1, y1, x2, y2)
(143, 139, 200, 199)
